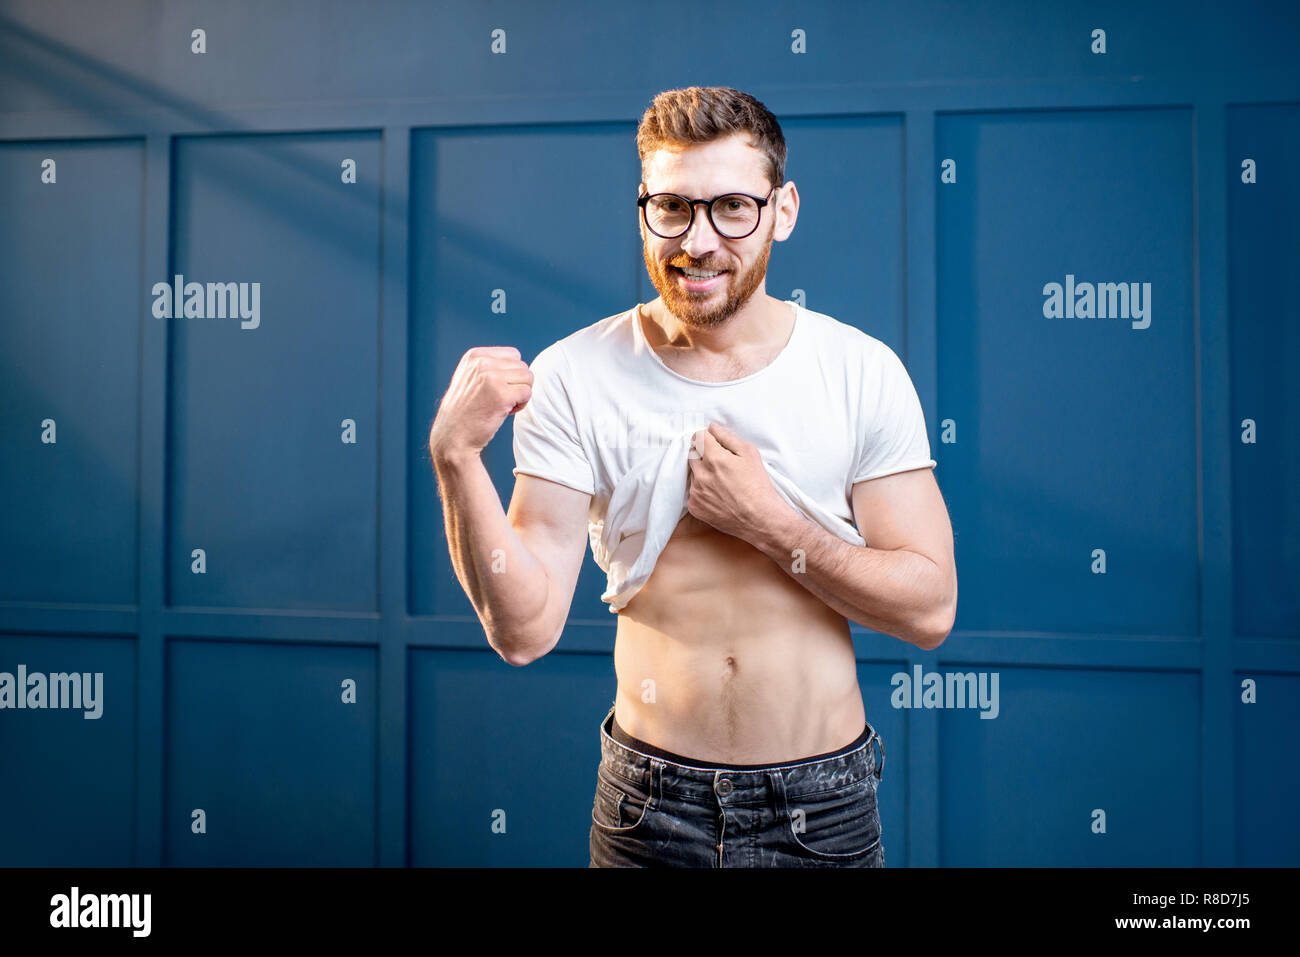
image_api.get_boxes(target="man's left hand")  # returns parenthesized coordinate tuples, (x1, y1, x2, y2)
(686, 422, 796, 545)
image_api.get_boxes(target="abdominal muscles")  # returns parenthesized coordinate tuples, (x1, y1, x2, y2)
(613, 513, 865, 764)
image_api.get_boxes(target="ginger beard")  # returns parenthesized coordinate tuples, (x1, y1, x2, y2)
(642, 215, 775, 330)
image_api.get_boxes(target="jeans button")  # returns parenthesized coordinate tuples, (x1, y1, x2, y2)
(715, 776, 733, 797)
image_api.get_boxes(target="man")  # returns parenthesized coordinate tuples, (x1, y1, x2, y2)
(428, 86, 957, 868)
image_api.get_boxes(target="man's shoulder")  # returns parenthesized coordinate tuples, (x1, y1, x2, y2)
(797, 303, 889, 363)
(534, 303, 638, 367)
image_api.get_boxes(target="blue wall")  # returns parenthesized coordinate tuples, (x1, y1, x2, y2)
(0, 0, 1296, 867)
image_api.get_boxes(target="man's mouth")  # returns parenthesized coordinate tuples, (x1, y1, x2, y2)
(671, 265, 728, 290)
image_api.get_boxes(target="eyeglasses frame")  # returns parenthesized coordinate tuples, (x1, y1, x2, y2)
(637, 185, 778, 240)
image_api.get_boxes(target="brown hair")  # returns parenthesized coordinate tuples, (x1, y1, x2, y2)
(636, 86, 787, 192)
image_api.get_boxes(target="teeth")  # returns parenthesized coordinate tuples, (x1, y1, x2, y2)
(681, 269, 721, 279)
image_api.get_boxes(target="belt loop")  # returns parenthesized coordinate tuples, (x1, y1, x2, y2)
(767, 769, 789, 815)
(871, 727, 885, 782)
(650, 758, 663, 810)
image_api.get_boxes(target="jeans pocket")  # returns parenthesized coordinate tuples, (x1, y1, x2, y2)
(591, 768, 652, 833)
(783, 777, 881, 862)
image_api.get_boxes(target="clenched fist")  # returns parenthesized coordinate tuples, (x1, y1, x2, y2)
(428, 346, 533, 463)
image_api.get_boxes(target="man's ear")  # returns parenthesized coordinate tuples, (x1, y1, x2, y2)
(773, 180, 799, 243)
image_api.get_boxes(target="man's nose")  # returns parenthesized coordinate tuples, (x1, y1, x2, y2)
(679, 207, 723, 258)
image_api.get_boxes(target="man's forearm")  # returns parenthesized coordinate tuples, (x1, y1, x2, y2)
(751, 507, 953, 649)
(432, 451, 553, 664)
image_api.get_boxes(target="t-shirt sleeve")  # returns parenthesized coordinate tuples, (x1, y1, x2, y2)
(851, 340, 937, 484)
(510, 341, 596, 496)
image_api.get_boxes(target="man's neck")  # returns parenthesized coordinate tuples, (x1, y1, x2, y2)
(640, 295, 789, 359)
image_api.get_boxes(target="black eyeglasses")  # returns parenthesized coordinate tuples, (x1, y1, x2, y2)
(638, 186, 777, 239)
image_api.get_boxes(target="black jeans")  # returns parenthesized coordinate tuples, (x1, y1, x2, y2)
(589, 704, 886, 867)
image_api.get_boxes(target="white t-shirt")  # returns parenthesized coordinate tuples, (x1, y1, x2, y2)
(511, 299, 937, 613)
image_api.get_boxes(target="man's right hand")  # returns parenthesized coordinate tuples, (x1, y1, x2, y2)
(428, 346, 534, 463)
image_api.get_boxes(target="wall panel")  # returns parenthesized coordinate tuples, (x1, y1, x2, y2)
(0, 138, 142, 606)
(937, 109, 1197, 636)
(0, 634, 136, 866)
(163, 638, 377, 865)
(166, 132, 382, 612)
